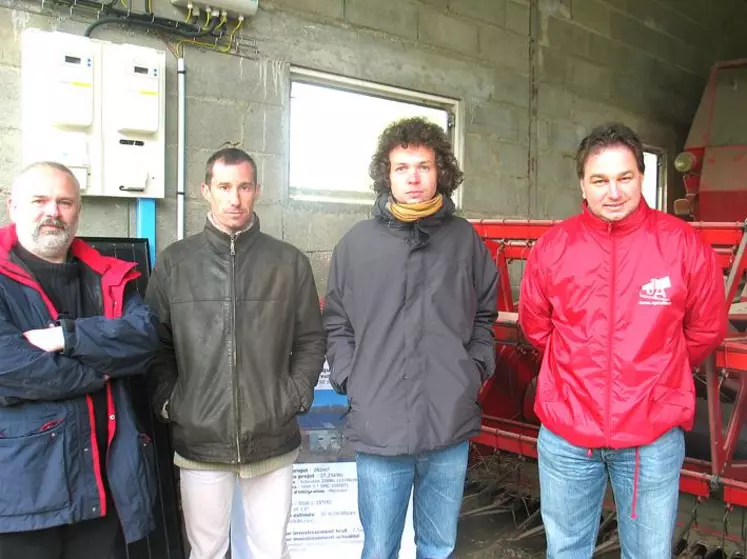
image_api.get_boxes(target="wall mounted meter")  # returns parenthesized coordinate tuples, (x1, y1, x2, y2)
(21, 29, 102, 192)
(21, 29, 166, 199)
(101, 43, 166, 198)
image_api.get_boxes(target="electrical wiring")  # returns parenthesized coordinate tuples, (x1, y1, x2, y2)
(176, 36, 225, 56)
(43, 0, 223, 41)
(5, 0, 250, 65)
(84, 10, 217, 38)
(231, 16, 243, 35)
(45, 0, 250, 61)
(179, 16, 242, 55)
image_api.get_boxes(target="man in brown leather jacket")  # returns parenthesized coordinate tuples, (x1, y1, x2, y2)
(145, 147, 325, 559)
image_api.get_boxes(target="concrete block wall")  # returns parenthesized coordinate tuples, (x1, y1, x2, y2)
(534, 0, 747, 216)
(0, 0, 745, 292)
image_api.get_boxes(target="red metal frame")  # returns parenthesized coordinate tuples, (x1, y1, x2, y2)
(470, 217, 747, 509)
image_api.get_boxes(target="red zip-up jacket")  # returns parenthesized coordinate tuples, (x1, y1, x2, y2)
(519, 200, 727, 450)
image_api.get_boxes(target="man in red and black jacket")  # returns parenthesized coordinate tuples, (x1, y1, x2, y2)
(0, 162, 160, 558)
(519, 123, 727, 558)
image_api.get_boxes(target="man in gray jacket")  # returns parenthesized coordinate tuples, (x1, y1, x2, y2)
(145, 147, 326, 559)
(323, 117, 499, 559)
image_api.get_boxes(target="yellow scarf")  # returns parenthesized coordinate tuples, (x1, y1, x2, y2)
(387, 194, 444, 223)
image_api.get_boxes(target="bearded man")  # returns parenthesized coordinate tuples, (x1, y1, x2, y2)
(0, 161, 160, 558)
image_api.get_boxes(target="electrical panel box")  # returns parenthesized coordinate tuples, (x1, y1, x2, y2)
(169, 0, 258, 19)
(21, 29, 102, 192)
(21, 29, 166, 199)
(101, 43, 166, 198)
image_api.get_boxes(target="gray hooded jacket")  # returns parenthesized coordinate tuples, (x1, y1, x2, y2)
(322, 195, 499, 456)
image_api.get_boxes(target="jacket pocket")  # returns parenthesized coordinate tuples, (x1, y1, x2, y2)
(652, 385, 693, 412)
(459, 357, 481, 401)
(281, 377, 302, 419)
(650, 385, 694, 435)
(653, 385, 691, 406)
(137, 433, 158, 510)
(471, 358, 484, 390)
(168, 383, 181, 423)
(0, 421, 71, 516)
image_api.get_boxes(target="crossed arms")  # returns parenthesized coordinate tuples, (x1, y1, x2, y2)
(0, 291, 159, 405)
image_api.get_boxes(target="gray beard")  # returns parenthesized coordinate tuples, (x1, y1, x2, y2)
(18, 223, 74, 260)
(33, 230, 72, 257)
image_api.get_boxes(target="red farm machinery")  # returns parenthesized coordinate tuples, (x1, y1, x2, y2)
(673, 58, 747, 222)
(465, 59, 747, 557)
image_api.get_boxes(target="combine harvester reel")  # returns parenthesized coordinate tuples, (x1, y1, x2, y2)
(465, 218, 747, 557)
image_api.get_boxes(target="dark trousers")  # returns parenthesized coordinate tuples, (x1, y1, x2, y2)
(0, 512, 120, 559)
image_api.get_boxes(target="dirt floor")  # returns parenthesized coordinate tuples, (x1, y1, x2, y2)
(453, 453, 747, 558)
(456, 514, 544, 558)
(454, 453, 548, 558)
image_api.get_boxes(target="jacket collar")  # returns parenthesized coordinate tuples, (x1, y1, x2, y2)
(0, 224, 136, 283)
(204, 213, 261, 254)
(372, 193, 455, 249)
(0, 224, 138, 318)
(580, 198, 650, 235)
(373, 194, 456, 228)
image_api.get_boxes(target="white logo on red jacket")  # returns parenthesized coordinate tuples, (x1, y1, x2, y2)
(639, 276, 672, 306)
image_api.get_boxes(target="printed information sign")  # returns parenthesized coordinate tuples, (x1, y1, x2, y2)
(287, 461, 416, 559)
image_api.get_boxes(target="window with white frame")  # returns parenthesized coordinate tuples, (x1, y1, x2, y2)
(643, 148, 666, 210)
(289, 68, 462, 205)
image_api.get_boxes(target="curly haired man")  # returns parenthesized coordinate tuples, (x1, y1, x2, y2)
(322, 117, 499, 559)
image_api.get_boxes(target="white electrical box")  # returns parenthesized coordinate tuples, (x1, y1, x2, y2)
(21, 29, 102, 192)
(169, 0, 258, 19)
(101, 43, 166, 198)
(21, 29, 166, 199)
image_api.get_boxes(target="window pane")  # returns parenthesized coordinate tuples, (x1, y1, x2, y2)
(643, 151, 659, 209)
(289, 81, 449, 202)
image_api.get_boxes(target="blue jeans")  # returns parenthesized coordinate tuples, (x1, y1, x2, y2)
(356, 441, 469, 559)
(537, 424, 685, 559)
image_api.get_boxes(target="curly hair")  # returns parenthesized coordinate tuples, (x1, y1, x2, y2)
(576, 122, 645, 179)
(369, 117, 464, 198)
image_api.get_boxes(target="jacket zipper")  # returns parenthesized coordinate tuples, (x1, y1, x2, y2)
(230, 235, 241, 464)
(606, 223, 615, 445)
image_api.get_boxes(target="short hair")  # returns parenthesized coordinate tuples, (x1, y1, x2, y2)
(204, 148, 258, 185)
(12, 161, 81, 198)
(369, 117, 464, 198)
(576, 123, 645, 179)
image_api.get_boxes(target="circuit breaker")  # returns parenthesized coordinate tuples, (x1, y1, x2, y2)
(21, 29, 166, 199)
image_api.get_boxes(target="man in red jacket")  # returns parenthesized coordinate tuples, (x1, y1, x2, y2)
(519, 123, 727, 558)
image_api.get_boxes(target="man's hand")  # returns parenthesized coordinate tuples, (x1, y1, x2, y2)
(23, 326, 65, 353)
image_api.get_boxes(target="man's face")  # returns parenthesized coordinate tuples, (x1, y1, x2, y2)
(8, 168, 81, 261)
(201, 160, 260, 234)
(580, 144, 643, 222)
(388, 145, 438, 204)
